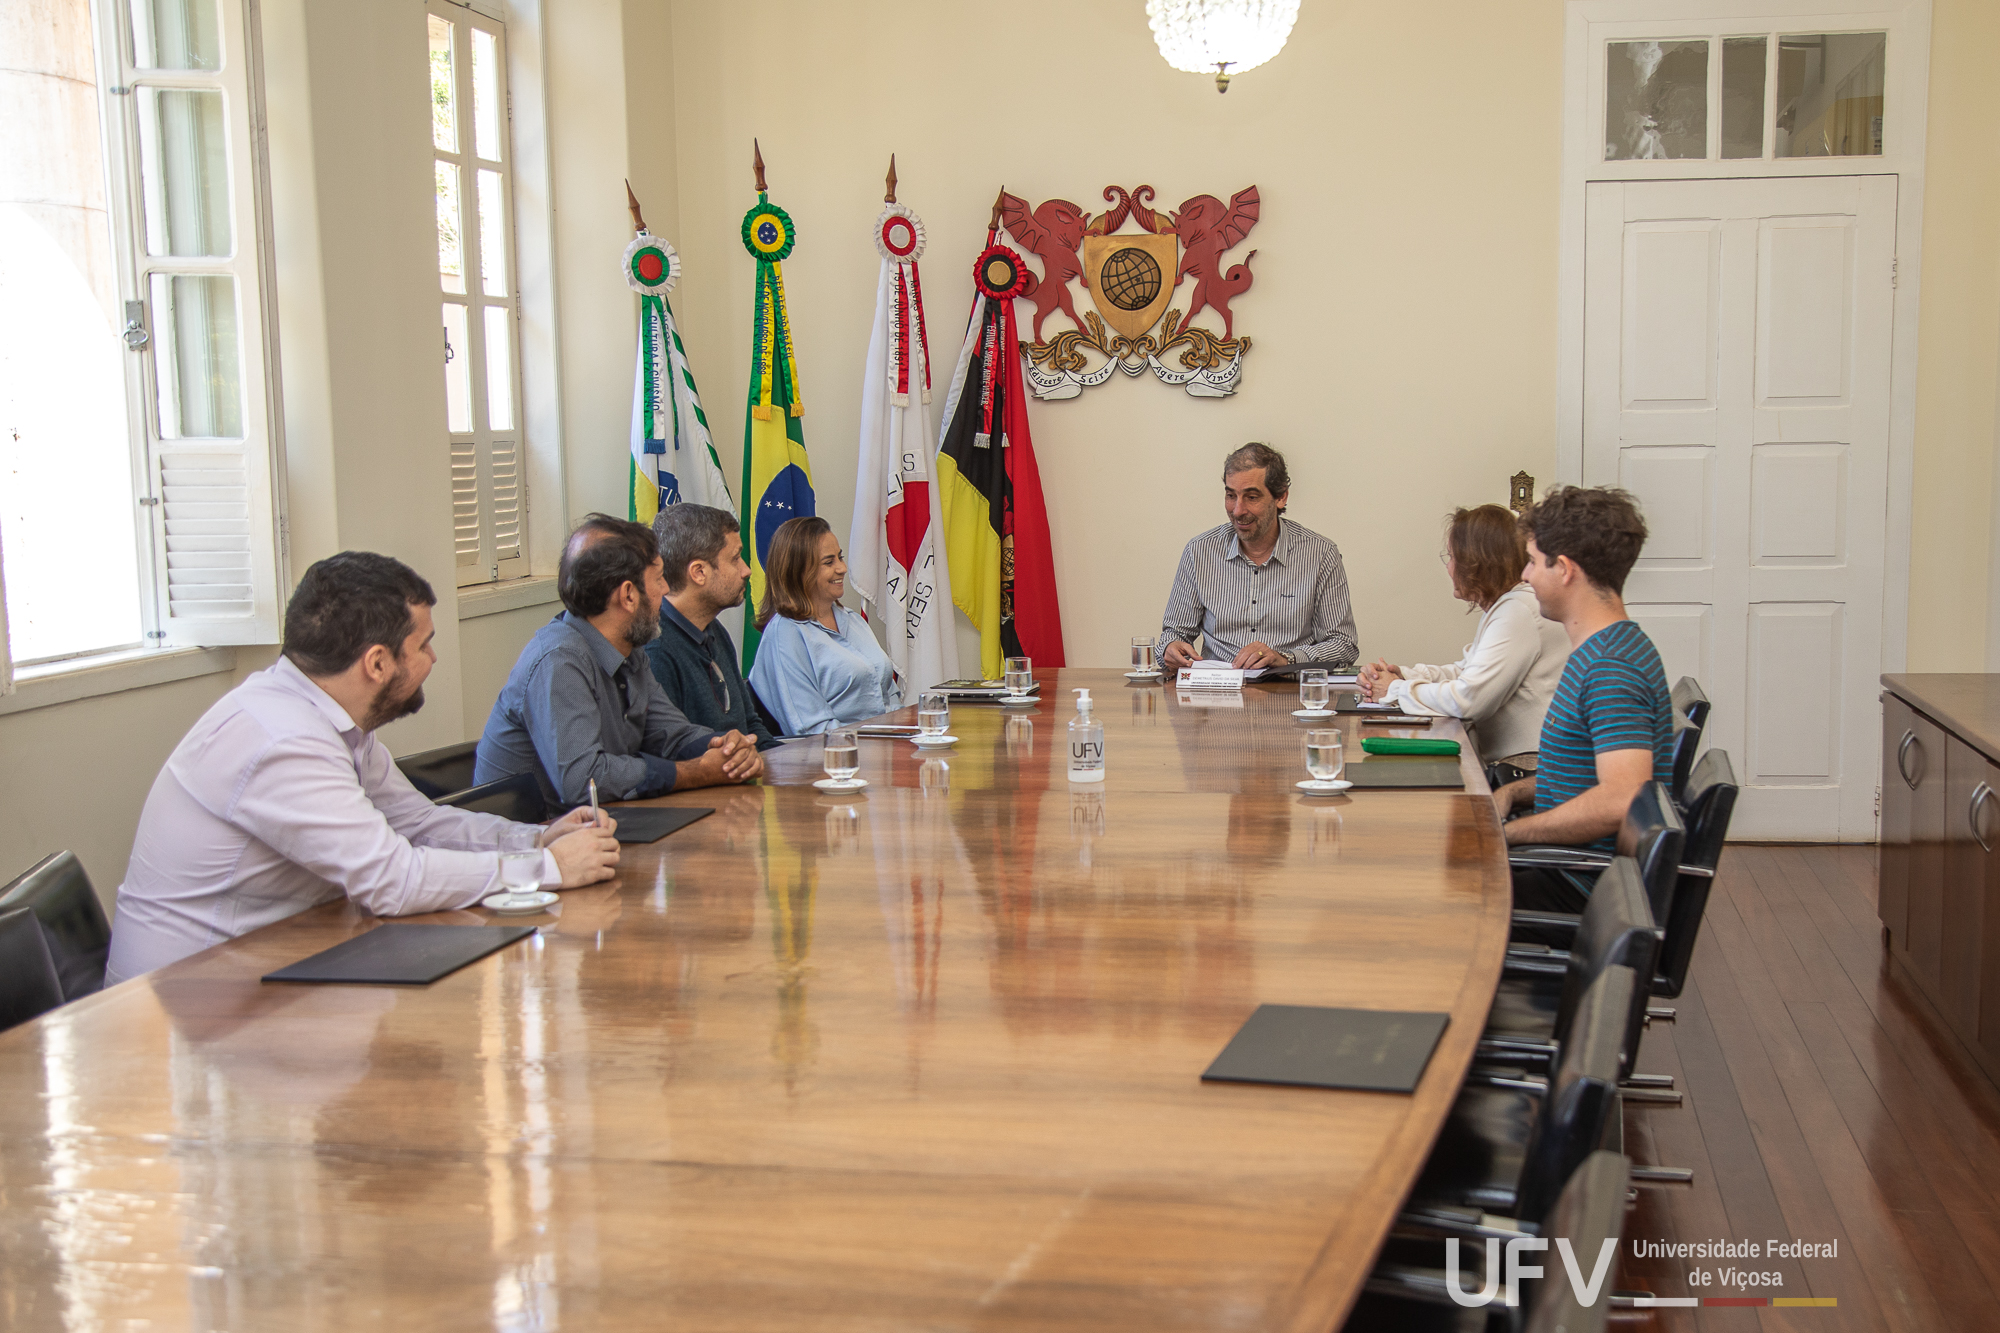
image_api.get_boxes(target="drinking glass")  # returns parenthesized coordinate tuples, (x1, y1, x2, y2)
(917, 691, 950, 737)
(1130, 636, 1157, 674)
(498, 849, 543, 895)
(1003, 656, 1033, 697)
(1299, 669, 1331, 713)
(823, 728, 860, 782)
(1305, 729, 1345, 785)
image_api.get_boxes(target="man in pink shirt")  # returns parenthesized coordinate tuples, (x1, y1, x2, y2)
(105, 553, 621, 984)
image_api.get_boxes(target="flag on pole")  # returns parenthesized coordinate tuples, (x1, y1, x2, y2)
(738, 147, 814, 671)
(624, 223, 732, 522)
(936, 202, 1065, 679)
(850, 171, 959, 692)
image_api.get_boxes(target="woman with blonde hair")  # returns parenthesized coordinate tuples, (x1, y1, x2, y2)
(746, 516, 902, 735)
(1358, 504, 1569, 768)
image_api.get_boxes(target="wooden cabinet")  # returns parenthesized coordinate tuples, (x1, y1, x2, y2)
(1880, 678, 2000, 1081)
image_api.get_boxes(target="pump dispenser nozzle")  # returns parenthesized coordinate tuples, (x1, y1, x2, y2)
(1073, 688, 1093, 711)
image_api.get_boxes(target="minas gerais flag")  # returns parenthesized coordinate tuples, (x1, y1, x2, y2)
(937, 201, 1064, 679)
(849, 162, 959, 692)
(738, 148, 815, 671)
(623, 194, 732, 523)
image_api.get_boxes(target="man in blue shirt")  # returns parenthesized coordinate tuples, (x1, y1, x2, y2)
(476, 515, 764, 806)
(647, 505, 781, 750)
(1492, 486, 1673, 911)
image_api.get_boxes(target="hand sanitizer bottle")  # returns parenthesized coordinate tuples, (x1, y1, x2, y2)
(1068, 688, 1105, 782)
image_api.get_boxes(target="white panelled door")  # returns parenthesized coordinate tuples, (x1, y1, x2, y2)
(1583, 176, 1895, 840)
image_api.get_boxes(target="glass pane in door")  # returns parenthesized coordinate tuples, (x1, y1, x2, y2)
(149, 272, 241, 438)
(1605, 39, 1708, 160)
(1721, 37, 1767, 158)
(428, 16, 457, 153)
(136, 87, 233, 257)
(130, 0, 221, 70)
(442, 303, 472, 433)
(1777, 32, 1886, 157)
(436, 161, 465, 294)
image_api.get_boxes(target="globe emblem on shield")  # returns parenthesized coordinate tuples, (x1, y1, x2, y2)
(1101, 247, 1162, 313)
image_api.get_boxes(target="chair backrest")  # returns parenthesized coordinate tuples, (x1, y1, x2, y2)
(1653, 749, 1740, 999)
(1615, 782, 1685, 925)
(395, 740, 481, 799)
(1555, 858, 1661, 1075)
(0, 851, 110, 1000)
(1670, 677, 1710, 802)
(0, 907, 67, 1032)
(1516, 964, 1633, 1226)
(439, 770, 549, 823)
(748, 682, 786, 739)
(1522, 1151, 1632, 1333)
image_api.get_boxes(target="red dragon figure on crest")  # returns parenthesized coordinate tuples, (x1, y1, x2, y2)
(998, 192, 1092, 344)
(1168, 186, 1259, 340)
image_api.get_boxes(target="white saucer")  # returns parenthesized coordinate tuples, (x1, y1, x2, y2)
(1296, 779, 1353, 793)
(911, 735, 958, 748)
(813, 777, 868, 791)
(483, 889, 558, 914)
(1124, 670, 1163, 680)
(998, 695, 1038, 706)
(1292, 708, 1335, 718)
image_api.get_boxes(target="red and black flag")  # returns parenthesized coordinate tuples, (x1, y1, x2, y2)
(936, 200, 1064, 678)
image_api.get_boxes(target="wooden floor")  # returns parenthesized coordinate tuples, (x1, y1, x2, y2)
(1615, 845, 2000, 1331)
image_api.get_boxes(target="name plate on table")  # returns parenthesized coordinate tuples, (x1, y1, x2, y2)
(1177, 666, 1246, 690)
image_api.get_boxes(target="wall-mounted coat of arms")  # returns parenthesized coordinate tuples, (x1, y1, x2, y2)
(998, 183, 1259, 400)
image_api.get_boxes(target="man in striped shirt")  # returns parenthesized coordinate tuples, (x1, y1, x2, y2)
(1157, 443, 1358, 670)
(1493, 486, 1673, 911)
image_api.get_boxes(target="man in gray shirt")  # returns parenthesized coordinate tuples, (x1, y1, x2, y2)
(476, 514, 763, 806)
(1157, 443, 1359, 670)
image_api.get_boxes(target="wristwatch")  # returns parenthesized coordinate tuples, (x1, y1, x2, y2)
(1281, 650, 1295, 665)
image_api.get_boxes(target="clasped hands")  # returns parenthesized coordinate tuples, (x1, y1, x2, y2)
(1357, 657, 1404, 702)
(690, 729, 764, 784)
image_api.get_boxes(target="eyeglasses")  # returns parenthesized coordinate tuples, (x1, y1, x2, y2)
(706, 657, 730, 713)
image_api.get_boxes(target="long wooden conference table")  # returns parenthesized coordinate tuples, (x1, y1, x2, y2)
(0, 669, 1510, 1331)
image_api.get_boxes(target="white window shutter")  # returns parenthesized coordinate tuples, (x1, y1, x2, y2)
(149, 437, 282, 646)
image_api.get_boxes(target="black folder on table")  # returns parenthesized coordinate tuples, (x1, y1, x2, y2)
(605, 805, 713, 844)
(1345, 758, 1465, 790)
(1202, 1004, 1450, 1093)
(263, 924, 535, 986)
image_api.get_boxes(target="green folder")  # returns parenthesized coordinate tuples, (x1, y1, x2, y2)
(1361, 736, 1461, 756)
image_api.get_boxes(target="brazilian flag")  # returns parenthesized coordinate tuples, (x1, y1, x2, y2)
(738, 192, 814, 671)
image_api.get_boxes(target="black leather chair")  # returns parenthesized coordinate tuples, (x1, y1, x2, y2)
(439, 770, 548, 823)
(396, 740, 481, 799)
(1669, 676, 1710, 802)
(1398, 964, 1634, 1235)
(1510, 781, 1684, 928)
(0, 907, 67, 1032)
(748, 682, 786, 739)
(1477, 858, 1661, 1083)
(1352, 1151, 1632, 1333)
(0, 851, 111, 999)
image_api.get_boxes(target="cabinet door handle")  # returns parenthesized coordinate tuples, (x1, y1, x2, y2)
(1971, 782, 1996, 854)
(1897, 732, 1923, 789)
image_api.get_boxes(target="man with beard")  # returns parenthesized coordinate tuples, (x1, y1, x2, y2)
(645, 505, 781, 751)
(104, 552, 623, 984)
(1155, 443, 1358, 671)
(475, 514, 763, 807)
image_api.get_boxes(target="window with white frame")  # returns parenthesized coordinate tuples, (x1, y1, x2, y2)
(0, 0, 281, 682)
(1604, 29, 1887, 162)
(428, 1, 525, 587)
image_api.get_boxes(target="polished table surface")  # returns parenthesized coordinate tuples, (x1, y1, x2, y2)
(0, 670, 1509, 1332)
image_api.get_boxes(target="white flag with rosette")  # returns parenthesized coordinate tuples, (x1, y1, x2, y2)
(850, 198, 958, 690)
(625, 228, 732, 522)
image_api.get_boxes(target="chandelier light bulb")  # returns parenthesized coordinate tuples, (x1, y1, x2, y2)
(1146, 0, 1301, 93)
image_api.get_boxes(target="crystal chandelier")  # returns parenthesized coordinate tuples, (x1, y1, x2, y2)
(1146, 0, 1301, 93)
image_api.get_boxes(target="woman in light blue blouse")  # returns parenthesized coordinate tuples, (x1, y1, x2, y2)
(747, 517, 902, 735)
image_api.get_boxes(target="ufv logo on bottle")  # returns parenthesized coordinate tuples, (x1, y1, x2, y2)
(1445, 1237, 1619, 1307)
(1070, 741, 1103, 761)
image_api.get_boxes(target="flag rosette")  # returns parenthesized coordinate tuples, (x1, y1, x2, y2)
(625, 228, 729, 525)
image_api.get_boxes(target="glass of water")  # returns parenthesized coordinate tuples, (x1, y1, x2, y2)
(1131, 636, 1157, 674)
(823, 728, 860, 783)
(1299, 669, 1331, 713)
(498, 849, 543, 896)
(918, 690, 949, 738)
(1003, 656, 1033, 698)
(1305, 729, 1345, 786)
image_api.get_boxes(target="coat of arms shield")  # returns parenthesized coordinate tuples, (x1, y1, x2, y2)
(1081, 233, 1178, 341)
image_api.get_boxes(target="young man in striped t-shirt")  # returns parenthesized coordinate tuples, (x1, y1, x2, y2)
(1492, 486, 1673, 912)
